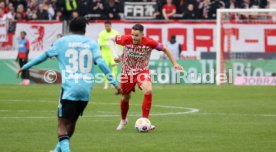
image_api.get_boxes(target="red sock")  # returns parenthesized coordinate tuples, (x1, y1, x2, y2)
(120, 100, 129, 120)
(142, 94, 152, 118)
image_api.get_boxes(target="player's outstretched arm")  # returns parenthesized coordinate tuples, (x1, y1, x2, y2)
(17, 53, 49, 78)
(95, 57, 122, 95)
(109, 36, 122, 63)
(163, 47, 184, 71)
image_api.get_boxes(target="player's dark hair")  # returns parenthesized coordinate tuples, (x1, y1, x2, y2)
(170, 35, 176, 44)
(69, 17, 88, 34)
(132, 24, 144, 32)
(21, 31, 26, 35)
(104, 20, 112, 25)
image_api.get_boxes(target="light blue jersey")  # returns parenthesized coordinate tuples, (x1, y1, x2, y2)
(22, 34, 118, 101)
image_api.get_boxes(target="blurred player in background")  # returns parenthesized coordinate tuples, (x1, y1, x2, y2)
(16, 31, 30, 85)
(98, 20, 120, 89)
(110, 24, 183, 131)
(18, 17, 122, 152)
(165, 35, 181, 60)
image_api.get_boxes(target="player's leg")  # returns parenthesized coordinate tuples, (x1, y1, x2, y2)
(24, 59, 30, 80)
(137, 71, 156, 130)
(102, 55, 110, 89)
(66, 119, 77, 138)
(53, 100, 87, 152)
(21, 59, 30, 85)
(140, 81, 156, 131)
(117, 94, 131, 130)
(66, 101, 87, 137)
(110, 57, 118, 85)
(111, 64, 118, 78)
(120, 74, 136, 120)
(121, 94, 131, 120)
(117, 75, 136, 130)
(52, 120, 64, 151)
(51, 120, 76, 152)
(140, 81, 152, 118)
(51, 118, 71, 152)
(18, 59, 24, 80)
(137, 71, 153, 118)
(53, 100, 76, 152)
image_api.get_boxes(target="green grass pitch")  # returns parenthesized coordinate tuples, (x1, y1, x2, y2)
(0, 84, 275, 152)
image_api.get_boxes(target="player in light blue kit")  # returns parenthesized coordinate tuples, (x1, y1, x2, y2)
(17, 17, 122, 152)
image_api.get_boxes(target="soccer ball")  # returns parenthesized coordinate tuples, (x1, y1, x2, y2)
(135, 117, 151, 132)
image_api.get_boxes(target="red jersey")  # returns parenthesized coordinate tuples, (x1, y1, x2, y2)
(115, 35, 163, 75)
(162, 4, 176, 15)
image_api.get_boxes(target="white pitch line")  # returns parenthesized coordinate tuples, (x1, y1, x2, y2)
(4, 61, 18, 73)
(0, 100, 199, 119)
(0, 116, 56, 119)
(1, 99, 276, 118)
(0, 116, 114, 121)
(2, 111, 276, 119)
(198, 112, 276, 117)
(0, 99, 56, 103)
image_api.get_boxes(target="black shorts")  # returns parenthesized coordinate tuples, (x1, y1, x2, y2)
(58, 99, 88, 120)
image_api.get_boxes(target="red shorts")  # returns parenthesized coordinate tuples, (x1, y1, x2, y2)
(120, 70, 152, 95)
(18, 52, 27, 58)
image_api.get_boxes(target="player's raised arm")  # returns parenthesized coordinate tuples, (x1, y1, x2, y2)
(162, 46, 183, 71)
(109, 36, 120, 60)
(109, 34, 130, 63)
(149, 38, 183, 71)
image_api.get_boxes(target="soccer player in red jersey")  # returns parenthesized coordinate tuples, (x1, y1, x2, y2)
(110, 24, 183, 130)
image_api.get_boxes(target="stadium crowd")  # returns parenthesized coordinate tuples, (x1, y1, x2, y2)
(0, 0, 273, 22)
